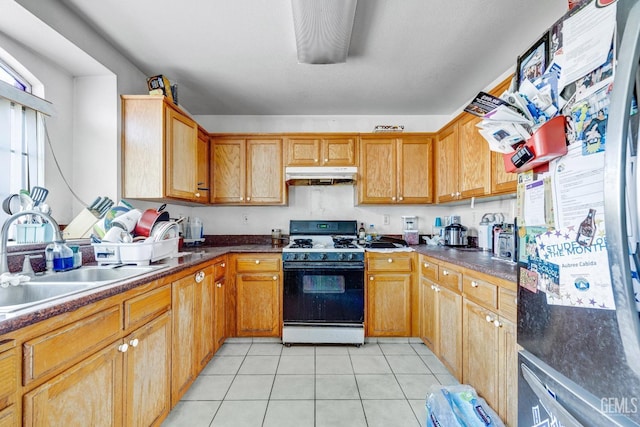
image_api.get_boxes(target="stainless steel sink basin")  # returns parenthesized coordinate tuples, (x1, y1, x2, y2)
(29, 266, 160, 284)
(0, 265, 164, 315)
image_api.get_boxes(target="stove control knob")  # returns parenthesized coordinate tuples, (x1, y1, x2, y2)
(320, 253, 328, 260)
(347, 253, 354, 260)
(302, 253, 309, 260)
(338, 253, 345, 261)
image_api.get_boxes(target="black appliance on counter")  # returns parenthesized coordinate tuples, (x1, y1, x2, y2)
(282, 220, 365, 345)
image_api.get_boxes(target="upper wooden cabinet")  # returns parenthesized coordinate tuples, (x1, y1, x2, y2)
(435, 114, 491, 203)
(211, 136, 286, 205)
(121, 95, 209, 204)
(359, 134, 433, 204)
(285, 134, 357, 166)
(196, 126, 211, 201)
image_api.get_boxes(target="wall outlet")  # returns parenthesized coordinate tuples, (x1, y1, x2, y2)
(241, 213, 249, 224)
(383, 214, 390, 225)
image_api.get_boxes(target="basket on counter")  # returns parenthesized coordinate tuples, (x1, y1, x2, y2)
(15, 223, 54, 244)
(93, 237, 179, 266)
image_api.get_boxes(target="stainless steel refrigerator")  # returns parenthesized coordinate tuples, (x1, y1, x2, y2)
(518, 1, 640, 426)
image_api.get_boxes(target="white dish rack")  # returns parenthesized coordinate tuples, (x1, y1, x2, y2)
(92, 238, 179, 266)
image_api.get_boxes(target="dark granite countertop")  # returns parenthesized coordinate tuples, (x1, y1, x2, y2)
(0, 243, 516, 336)
(411, 244, 518, 283)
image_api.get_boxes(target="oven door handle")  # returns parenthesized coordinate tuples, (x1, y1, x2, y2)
(283, 261, 365, 270)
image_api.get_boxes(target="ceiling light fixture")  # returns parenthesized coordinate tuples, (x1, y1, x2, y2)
(291, 0, 358, 64)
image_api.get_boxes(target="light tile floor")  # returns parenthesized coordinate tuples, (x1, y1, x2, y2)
(162, 338, 459, 427)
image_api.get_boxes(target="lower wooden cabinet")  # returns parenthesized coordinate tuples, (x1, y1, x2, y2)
(234, 254, 282, 337)
(437, 284, 463, 380)
(0, 405, 17, 427)
(0, 340, 18, 427)
(23, 343, 123, 427)
(197, 265, 216, 371)
(213, 258, 227, 352)
(419, 276, 439, 353)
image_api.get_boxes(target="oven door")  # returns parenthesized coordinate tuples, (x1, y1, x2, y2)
(283, 261, 364, 324)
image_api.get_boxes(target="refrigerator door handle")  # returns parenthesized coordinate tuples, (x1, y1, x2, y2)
(521, 363, 584, 427)
(604, 0, 640, 377)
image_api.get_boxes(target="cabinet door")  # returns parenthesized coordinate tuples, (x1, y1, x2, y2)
(437, 286, 462, 380)
(196, 127, 211, 201)
(462, 299, 499, 412)
(214, 277, 227, 352)
(359, 137, 397, 203)
(286, 137, 321, 166)
(166, 107, 198, 200)
(124, 311, 171, 427)
(367, 273, 412, 336)
(435, 123, 459, 203)
(499, 317, 518, 427)
(491, 151, 517, 194)
(236, 273, 281, 336)
(398, 136, 433, 204)
(246, 138, 285, 204)
(211, 138, 245, 203)
(171, 274, 197, 406)
(419, 277, 439, 353)
(197, 266, 216, 369)
(0, 405, 16, 427)
(458, 114, 491, 198)
(323, 136, 356, 166)
(23, 344, 123, 427)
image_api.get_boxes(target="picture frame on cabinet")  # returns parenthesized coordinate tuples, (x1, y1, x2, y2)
(516, 32, 550, 90)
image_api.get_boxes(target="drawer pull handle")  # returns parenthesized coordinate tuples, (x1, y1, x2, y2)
(471, 281, 479, 288)
(388, 258, 393, 263)
(129, 338, 139, 348)
(118, 343, 129, 353)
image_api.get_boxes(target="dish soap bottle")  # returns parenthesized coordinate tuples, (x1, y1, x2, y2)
(52, 241, 74, 272)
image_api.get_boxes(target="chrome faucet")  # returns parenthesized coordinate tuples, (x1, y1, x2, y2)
(0, 210, 64, 275)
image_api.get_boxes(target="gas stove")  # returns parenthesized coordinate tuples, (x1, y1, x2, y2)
(282, 221, 364, 262)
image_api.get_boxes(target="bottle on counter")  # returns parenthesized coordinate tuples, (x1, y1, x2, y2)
(367, 224, 378, 241)
(45, 243, 54, 272)
(52, 241, 74, 272)
(70, 245, 82, 269)
(358, 223, 366, 241)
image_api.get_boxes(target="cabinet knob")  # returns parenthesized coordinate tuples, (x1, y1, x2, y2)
(118, 343, 129, 353)
(240, 197, 244, 201)
(398, 196, 403, 201)
(195, 271, 205, 283)
(434, 286, 440, 292)
(391, 196, 396, 201)
(450, 193, 455, 197)
(423, 263, 429, 268)
(129, 338, 139, 348)
(370, 276, 374, 281)
(247, 197, 251, 201)
(195, 192, 201, 198)
(314, 159, 318, 162)
(255, 260, 260, 264)
(273, 276, 277, 281)
(324, 158, 328, 162)
(494, 320, 502, 328)
(442, 270, 449, 276)
(388, 258, 393, 263)
(485, 315, 493, 323)
(456, 192, 461, 197)
(471, 281, 479, 288)
(216, 282, 222, 288)
(221, 263, 226, 268)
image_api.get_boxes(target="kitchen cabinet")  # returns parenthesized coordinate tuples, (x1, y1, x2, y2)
(213, 257, 227, 352)
(0, 340, 18, 427)
(418, 257, 439, 352)
(121, 95, 209, 204)
(366, 252, 414, 336)
(491, 151, 518, 194)
(211, 136, 286, 205)
(435, 115, 491, 203)
(285, 134, 357, 166)
(234, 254, 282, 337)
(436, 283, 463, 381)
(196, 126, 211, 201)
(23, 286, 172, 427)
(359, 135, 433, 204)
(196, 265, 215, 371)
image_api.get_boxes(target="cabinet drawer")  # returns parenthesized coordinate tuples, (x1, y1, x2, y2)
(124, 284, 171, 331)
(0, 341, 17, 400)
(438, 266, 462, 292)
(214, 258, 227, 280)
(463, 276, 498, 309)
(499, 287, 517, 322)
(420, 258, 438, 281)
(236, 255, 281, 272)
(367, 254, 413, 272)
(23, 305, 122, 384)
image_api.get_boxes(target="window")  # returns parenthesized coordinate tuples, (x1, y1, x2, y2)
(0, 59, 43, 227)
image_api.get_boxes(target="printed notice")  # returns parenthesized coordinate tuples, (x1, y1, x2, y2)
(524, 179, 546, 226)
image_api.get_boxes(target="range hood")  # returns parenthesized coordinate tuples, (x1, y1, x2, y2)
(285, 166, 357, 185)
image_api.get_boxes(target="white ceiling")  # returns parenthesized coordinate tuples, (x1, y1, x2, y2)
(56, 1, 567, 115)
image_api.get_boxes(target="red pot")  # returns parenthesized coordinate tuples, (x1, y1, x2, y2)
(135, 208, 170, 237)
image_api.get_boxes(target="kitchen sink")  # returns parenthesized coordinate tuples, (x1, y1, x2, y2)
(0, 265, 165, 315)
(29, 265, 161, 284)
